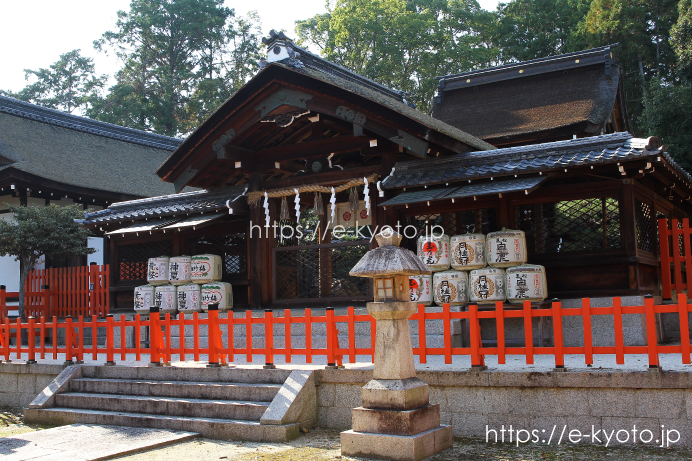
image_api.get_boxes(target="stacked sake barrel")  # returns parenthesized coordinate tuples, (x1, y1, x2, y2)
(134, 254, 233, 313)
(412, 229, 547, 307)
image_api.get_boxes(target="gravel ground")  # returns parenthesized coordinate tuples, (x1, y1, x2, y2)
(4, 406, 692, 461)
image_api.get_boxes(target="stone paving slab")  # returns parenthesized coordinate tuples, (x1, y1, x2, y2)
(0, 424, 198, 461)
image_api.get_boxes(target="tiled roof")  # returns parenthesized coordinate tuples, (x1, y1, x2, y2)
(81, 185, 247, 225)
(379, 177, 545, 207)
(381, 133, 669, 189)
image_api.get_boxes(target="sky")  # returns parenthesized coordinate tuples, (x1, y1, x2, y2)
(0, 0, 502, 93)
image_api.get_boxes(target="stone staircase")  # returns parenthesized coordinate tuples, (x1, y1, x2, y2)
(24, 366, 316, 442)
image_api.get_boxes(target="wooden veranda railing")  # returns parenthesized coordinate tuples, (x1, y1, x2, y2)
(659, 218, 692, 299)
(1, 296, 690, 369)
(0, 264, 109, 322)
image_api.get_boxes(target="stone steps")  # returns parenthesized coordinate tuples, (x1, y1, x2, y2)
(55, 392, 270, 420)
(69, 377, 281, 401)
(25, 407, 299, 442)
(24, 365, 310, 442)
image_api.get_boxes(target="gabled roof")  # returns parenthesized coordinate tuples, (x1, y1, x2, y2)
(432, 45, 626, 143)
(156, 39, 495, 185)
(0, 95, 182, 198)
(81, 184, 248, 225)
(382, 132, 670, 189)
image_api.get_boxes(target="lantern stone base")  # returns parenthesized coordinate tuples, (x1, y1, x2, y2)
(341, 425, 452, 461)
(352, 404, 442, 435)
(361, 377, 429, 410)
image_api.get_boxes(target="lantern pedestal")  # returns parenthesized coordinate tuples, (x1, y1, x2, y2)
(341, 301, 452, 461)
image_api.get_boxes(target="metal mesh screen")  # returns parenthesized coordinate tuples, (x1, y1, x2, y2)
(117, 240, 173, 282)
(517, 197, 621, 254)
(184, 233, 247, 278)
(635, 199, 654, 252)
(275, 243, 370, 300)
(404, 208, 497, 252)
(275, 207, 321, 247)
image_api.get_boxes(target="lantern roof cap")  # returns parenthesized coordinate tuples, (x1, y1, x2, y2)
(350, 229, 431, 277)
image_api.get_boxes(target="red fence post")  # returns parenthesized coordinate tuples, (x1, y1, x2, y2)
(678, 293, 691, 365)
(305, 308, 312, 364)
(644, 295, 660, 369)
(613, 297, 625, 365)
(659, 218, 672, 299)
(326, 307, 335, 367)
(105, 314, 115, 365)
(264, 309, 274, 369)
(149, 306, 160, 366)
(207, 304, 220, 367)
(552, 299, 564, 369)
(285, 309, 292, 364)
(582, 298, 593, 366)
(27, 316, 36, 364)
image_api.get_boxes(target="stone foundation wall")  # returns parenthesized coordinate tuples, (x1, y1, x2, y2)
(0, 364, 66, 407)
(317, 369, 692, 445)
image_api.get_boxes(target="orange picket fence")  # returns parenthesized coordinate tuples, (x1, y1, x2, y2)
(1, 295, 690, 369)
(659, 217, 692, 299)
(0, 264, 109, 321)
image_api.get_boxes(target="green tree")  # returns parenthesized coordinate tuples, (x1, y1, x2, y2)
(494, 0, 592, 62)
(576, 0, 679, 125)
(0, 205, 94, 320)
(296, 0, 497, 113)
(2, 49, 106, 114)
(90, 0, 240, 136)
(672, 0, 692, 81)
(639, 80, 692, 170)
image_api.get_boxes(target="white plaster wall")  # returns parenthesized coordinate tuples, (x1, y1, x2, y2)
(0, 212, 20, 292)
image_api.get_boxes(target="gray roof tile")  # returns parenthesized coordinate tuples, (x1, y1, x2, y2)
(382, 133, 675, 189)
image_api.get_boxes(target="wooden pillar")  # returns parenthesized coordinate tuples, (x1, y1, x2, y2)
(248, 172, 264, 308)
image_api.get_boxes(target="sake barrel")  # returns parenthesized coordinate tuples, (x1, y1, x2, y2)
(147, 256, 169, 286)
(409, 274, 433, 306)
(450, 234, 486, 270)
(506, 264, 548, 303)
(201, 282, 233, 311)
(168, 255, 192, 286)
(469, 267, 506, 304)
(154, 285, 177, 314)
(486, 229, 527, 268)
(177, 283, 201, 313)
(134, 284, 155, 313)
(433, 270, 468, 306)
(191, 254, 223, 284)
(417, 234, 451, 271)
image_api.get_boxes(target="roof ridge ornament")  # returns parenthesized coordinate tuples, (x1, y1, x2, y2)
(260, 29, 304, 70)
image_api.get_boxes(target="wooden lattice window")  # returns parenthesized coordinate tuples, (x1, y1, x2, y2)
(184, 233, 247, 279)
(635, 199, 654, 252)
(516, 197, 621, 254)
(117, 240, 173, 282)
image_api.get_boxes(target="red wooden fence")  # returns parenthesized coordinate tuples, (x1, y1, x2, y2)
(1, 295, 690, 369)
(0, 264, 109, 321)
(659, 217, 691, 299)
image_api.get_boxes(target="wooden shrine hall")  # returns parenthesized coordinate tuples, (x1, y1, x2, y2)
(80, 33, 692, 310)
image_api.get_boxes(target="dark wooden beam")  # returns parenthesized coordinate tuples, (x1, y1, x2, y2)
(257, 135, 376, 164)
(261, 165, 382, 190)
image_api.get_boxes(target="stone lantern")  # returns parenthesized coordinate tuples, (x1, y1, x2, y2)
(341, 228, 452, 461)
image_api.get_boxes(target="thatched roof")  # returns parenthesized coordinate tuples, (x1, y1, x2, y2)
(350, 246, 431, 277)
